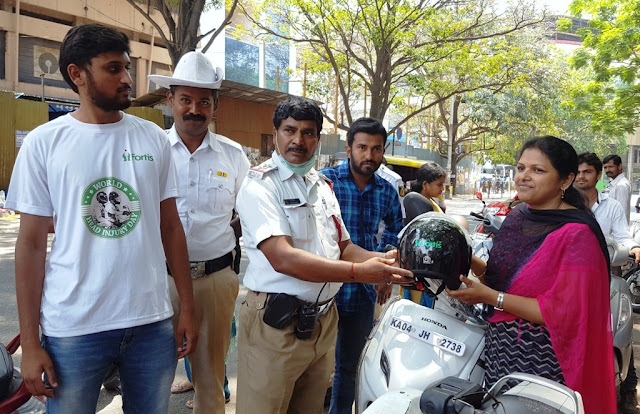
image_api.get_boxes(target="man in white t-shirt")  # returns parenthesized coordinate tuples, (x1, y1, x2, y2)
(603, 154, 632, 223)
(5, 24, 197, 414)
(149, 51, 250, 413)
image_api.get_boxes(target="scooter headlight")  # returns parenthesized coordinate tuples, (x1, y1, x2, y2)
(618, 293, 632, 331)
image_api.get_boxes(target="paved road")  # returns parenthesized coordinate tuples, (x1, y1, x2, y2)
(2, 193, 640, 413)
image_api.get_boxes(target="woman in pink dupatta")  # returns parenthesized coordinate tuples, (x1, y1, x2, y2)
(448, 136, 615, 414)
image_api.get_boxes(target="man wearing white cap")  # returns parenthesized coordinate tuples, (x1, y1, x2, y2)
(149, 51, 250, 413)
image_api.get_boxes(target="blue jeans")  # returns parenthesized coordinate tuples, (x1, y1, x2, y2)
(329, 298, 375, 414)
(42, 318, 176, 414)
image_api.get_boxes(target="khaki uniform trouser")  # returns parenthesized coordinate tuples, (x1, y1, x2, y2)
(169, 264, 239, 414)
(236, 290, 338, 414)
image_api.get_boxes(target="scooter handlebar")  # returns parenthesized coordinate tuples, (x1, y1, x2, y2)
(470, 212, 488, 223)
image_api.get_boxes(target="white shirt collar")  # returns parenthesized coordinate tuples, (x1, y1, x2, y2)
(167, 125, 221, 152)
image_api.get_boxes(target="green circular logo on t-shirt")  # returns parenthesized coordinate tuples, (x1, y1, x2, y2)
(81, 177, 141, 238)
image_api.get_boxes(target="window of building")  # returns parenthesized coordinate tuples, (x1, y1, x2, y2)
(261, 134, 274, 156)
(265, 42, 289, 93)
(225, 38, 259, 86)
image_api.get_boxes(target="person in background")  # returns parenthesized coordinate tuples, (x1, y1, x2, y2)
(235, 97, 413, 414)
(603, 154, 631, 223)
(448, 136, 615, 414)
(416, 162, 446, 212)
(376, 157, 405, 203)
(574, 152, 640, 414)
(321, 118, 403, 414)
(149, 51, 249, 413)
(5, 23, 197, 413)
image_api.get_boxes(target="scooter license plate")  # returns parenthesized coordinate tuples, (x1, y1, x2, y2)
(389, 317, 466, 356)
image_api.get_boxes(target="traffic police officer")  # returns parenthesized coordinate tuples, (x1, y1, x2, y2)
(235, 97, 413, 414)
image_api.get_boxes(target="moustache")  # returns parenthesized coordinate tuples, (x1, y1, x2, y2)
(117, 86, 131, 93)
(287, 146, 307, 154)
(183, 114, 207, 122)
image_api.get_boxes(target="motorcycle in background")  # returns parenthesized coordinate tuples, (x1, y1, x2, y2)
(468, 192, 516, 262)
(625, 220, 640, 311)
(0, 335, 46, 414)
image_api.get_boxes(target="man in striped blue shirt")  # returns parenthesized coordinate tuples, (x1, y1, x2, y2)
(321, 118, 403, 414)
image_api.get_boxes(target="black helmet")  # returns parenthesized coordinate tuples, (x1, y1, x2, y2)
(398, 212, 471, 293)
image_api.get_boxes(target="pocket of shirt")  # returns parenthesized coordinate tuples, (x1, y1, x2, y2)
(207, 177, 234, 212)
(283, 204, 313, 242)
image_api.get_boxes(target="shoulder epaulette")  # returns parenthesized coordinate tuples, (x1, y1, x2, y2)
(247, 161, 277, 179)
(317, 171, 331, 182)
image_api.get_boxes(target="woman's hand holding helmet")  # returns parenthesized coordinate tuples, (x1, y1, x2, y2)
(446, 275, 496, 305)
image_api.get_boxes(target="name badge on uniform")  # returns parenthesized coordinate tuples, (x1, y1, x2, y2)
(284, 198, 301, 205)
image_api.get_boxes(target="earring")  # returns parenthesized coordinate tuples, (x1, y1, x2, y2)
(561, 188, 565, 199)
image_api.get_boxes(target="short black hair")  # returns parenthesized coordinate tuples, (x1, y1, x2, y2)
(602, 154, 622, 166)
(346, 117, 387, 147)
(416, 162, 446, 185)
(273, 97, 323, 135)
(577, 152, 603, 175)
(59, 24, 131, 93)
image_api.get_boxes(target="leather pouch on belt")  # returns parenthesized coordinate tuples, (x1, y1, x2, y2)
(263, 293, 299, 329)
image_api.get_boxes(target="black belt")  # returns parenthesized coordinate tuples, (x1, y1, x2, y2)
(264, 293, 335, 316)
(167, 252, 233, 279)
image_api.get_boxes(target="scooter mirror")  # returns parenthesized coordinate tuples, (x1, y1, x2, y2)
(475, 191, 483, 201)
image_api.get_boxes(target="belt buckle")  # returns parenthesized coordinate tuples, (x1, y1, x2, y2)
(190, 262, 206, 279)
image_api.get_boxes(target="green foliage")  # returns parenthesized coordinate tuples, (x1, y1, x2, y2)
(568, 0, 640, 135)
(126, 0, 237, 67)
(243, 0, 628, 184)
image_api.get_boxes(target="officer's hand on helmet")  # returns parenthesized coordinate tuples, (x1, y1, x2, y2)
(445, 275, 494, 305)
(380, 249, 400, 267)
(356, 256, 413, 285)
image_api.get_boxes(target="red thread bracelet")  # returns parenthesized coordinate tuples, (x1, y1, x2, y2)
(350, 262, 355, 281)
